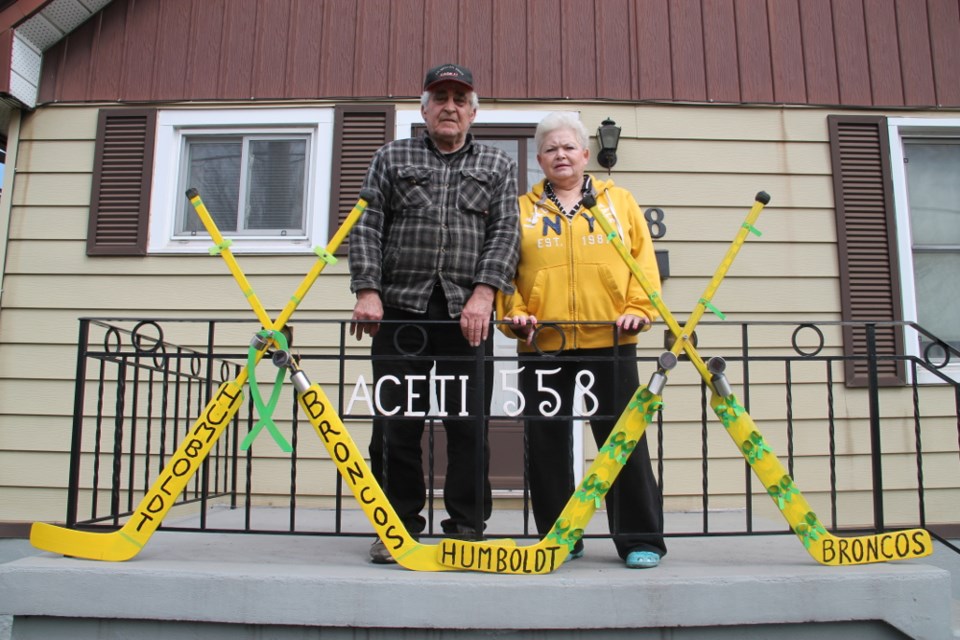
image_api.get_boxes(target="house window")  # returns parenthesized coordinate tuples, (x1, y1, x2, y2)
(148, 108, 333, 254)
(888, 118, 960, 382)
(179, 136, 308, 237)
(472, 129, 544, 192)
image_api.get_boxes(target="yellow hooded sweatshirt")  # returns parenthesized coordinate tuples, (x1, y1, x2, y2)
(497, 175, 661, 353)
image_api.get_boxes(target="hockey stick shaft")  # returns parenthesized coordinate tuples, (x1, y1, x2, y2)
(185, 190, 273, 330)
(582, 191, 769, 381)
(186, 188, 374, 349)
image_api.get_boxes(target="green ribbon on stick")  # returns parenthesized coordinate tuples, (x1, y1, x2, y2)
(574, 474, 611, 508)
(547, 518, 583, 552)
(741, 431, 773, 464)
(768, 475, 800, 510)
(241, 329, 293, 452)
(794, 513, 826, 548)
(714, 397, 746, 428)
(599, 431, 638, 465)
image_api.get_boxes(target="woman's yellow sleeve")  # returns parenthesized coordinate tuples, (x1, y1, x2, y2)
(495, 288, 527, 339)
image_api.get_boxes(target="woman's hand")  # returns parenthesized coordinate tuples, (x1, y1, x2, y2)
(616, 313, 650, 336)
(503, 314, 538, 345)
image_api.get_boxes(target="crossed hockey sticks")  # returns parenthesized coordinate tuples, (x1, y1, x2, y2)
(435, 192, 773, 571)
(29, 188, 514, 568)
(574, 191, 932, 566)
(28, 189, 375, 561)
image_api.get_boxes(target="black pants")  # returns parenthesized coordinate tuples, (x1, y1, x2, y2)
(369, 286, 493, 535)
(520, 344, 666, 559)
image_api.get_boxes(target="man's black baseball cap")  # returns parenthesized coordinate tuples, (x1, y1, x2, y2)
(423, 63, 474, 91)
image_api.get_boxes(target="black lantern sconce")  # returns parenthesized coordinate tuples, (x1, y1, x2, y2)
(596, 117, 621, 171)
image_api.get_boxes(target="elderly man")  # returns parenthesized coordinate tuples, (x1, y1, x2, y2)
(349, 63, 520, 564)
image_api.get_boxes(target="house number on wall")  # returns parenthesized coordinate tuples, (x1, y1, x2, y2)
(644, 207, 666, 239)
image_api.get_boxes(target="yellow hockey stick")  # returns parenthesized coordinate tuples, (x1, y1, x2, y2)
(438, 192, 770, 570)
(29, 190, 373, 561)
(581, 191, 932, 565)
(188, 191, 515, 572)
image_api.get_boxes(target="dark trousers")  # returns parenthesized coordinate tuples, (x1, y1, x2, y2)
(521, 344, 666, 559)
(369, 286, 493, 535)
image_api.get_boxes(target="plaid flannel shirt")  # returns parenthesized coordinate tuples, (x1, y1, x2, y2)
(349, 132, 520, 316)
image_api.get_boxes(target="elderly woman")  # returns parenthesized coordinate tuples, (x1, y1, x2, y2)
(498, 111, 666, 568)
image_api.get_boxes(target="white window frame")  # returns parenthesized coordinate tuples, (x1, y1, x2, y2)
(148, 108, 334, 254)
(888, 116, 960, 384)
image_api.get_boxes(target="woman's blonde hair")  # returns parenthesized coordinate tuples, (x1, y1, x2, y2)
(534, 112, 590, 152)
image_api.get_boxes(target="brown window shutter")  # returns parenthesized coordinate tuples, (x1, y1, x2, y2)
(828, 115, 906, 387)
(87, 109, 156, 256)
(328, 105, 394, 254)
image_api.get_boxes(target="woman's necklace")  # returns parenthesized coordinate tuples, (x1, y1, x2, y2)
(544, 177, 590, 219)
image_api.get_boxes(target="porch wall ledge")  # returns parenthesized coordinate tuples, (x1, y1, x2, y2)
(0, 529, 952, 639)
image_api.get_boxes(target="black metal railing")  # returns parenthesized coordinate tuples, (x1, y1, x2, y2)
(63, 317, 960, 552)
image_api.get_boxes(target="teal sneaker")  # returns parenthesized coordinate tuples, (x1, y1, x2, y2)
(625, 550, 660, 569)
(564, 547, 585, 563)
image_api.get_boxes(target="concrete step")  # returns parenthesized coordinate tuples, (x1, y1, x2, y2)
(953, 598, 960, 638)
(1, 518, 953, 640)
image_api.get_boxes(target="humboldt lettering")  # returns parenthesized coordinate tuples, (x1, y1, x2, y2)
(439, 539, 562, 573)
(134, 383, 242, 532)
(821, 530, 930, 564)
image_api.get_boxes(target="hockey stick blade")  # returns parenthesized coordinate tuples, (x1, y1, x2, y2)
(30, 381, 244, 561)
(711, 392, 933, 565)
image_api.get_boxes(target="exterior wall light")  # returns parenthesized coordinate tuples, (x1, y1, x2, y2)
(596, 117, 621, 170)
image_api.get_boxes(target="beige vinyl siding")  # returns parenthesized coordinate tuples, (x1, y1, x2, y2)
(0, 102, 955, 532)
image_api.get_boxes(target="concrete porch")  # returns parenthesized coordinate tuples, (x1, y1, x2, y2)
(1, 509, 957, 639)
